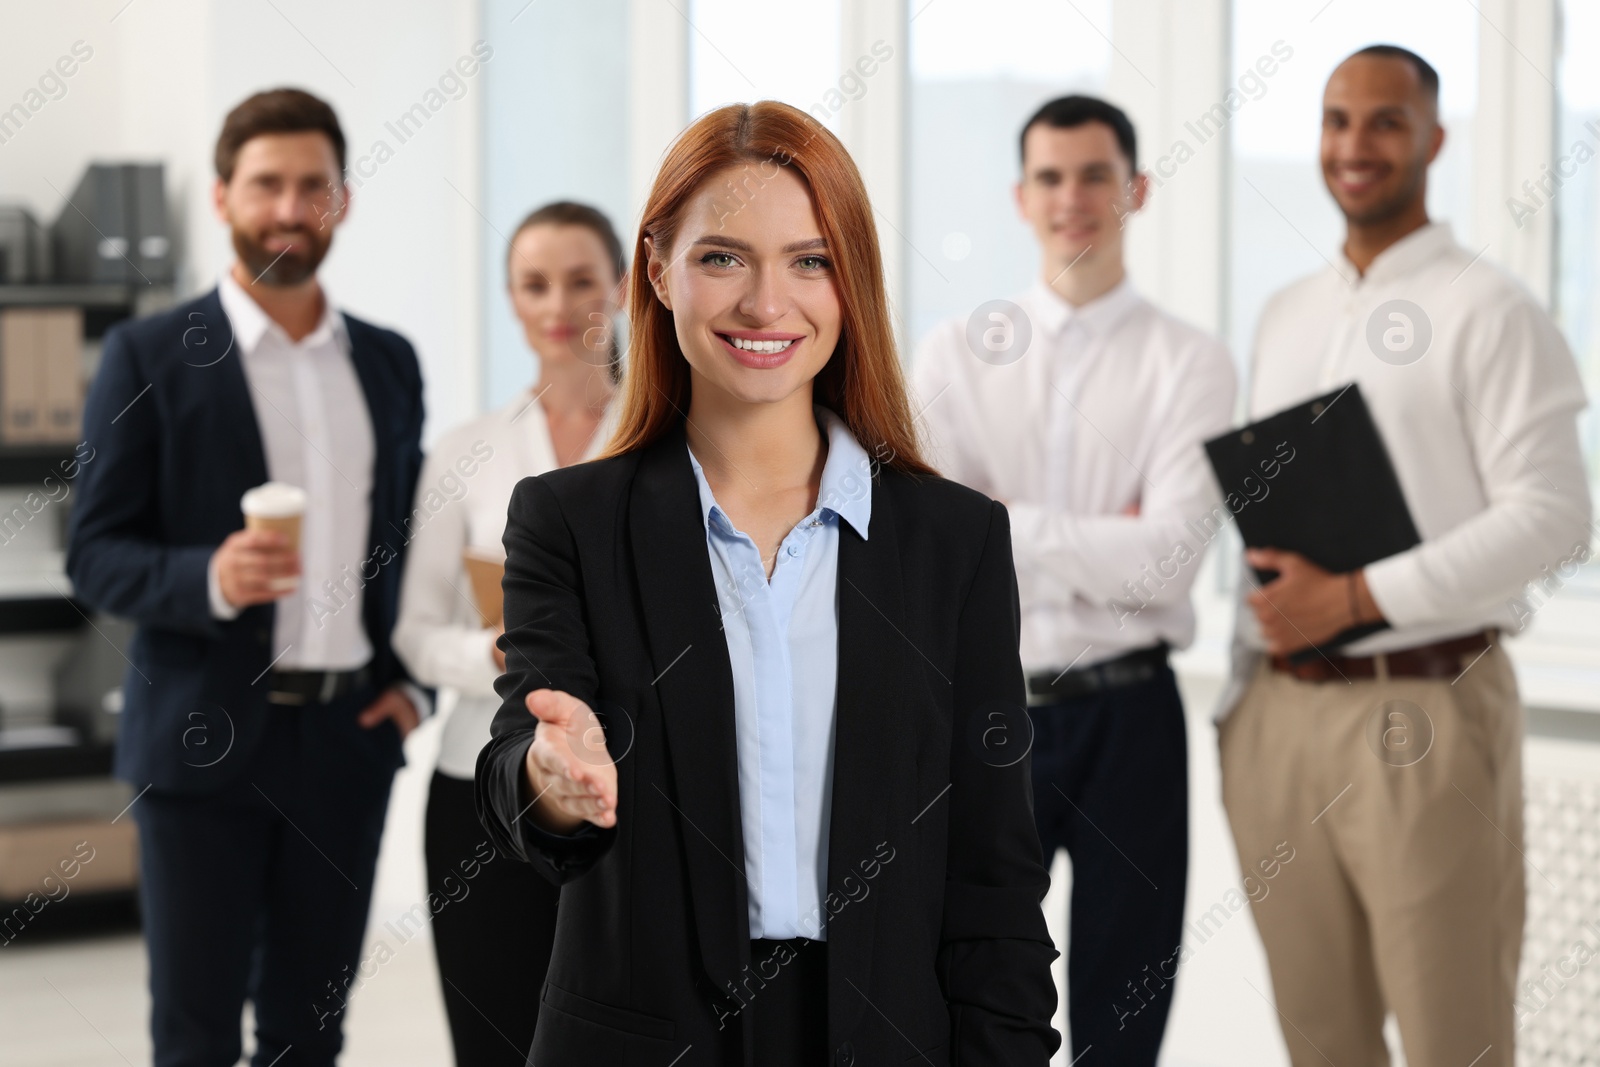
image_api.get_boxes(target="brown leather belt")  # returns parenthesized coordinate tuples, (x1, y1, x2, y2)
(1268, 629, 1496, 683)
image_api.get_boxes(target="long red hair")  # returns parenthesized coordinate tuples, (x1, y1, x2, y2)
(597, 101, 936, 478)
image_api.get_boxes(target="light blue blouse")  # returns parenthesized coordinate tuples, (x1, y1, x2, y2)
(685, 403, 874, 941)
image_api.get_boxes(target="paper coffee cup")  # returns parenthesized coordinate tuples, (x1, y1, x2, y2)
(241, 482, 306, 592)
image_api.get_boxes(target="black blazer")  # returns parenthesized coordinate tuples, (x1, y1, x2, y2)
(475, 417, 1060, 1066)
(65, 288, 425, 795)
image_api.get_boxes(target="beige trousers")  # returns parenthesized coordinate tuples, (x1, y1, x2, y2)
(1219, 643, 1524, 1067)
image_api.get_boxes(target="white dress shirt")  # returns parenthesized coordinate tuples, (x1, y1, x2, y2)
(206, 271, 376, 671)
(393, 391, 617, 779)
(912, 277, 1237, 671)
(1232, 221, 1591, 672)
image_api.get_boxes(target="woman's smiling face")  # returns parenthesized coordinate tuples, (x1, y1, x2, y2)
(644, 162, 842, 409)
(506, 222, 621, 369)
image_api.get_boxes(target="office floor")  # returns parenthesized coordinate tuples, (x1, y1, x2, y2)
(0, 713, 455, 1067)
(0, 670, 1407, 1067)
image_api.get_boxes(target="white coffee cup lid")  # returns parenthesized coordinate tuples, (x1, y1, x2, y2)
(241, 482, 307, 517)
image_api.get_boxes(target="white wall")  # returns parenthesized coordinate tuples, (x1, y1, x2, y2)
(0, 0, 483, 445)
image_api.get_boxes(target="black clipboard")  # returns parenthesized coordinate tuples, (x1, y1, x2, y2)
(1204, 383, 1419, 654)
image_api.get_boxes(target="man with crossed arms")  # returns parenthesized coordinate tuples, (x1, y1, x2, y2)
(913, 94, 1235, 1065)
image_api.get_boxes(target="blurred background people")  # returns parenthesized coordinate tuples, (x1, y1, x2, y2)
(912, 94, 1236, 1063)
(1220, 45, 1591, 1066)
(65, 88, 427, 1067)
(392, 201, 624, 1066)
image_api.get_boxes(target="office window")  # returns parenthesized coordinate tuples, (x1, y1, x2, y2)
(688, 0, 842, 125)
(906, 0, 1112, 347)
(1556, 0, 1600, 534)
(480, 0, 632, 409)
(1228, 0, 1479, 363)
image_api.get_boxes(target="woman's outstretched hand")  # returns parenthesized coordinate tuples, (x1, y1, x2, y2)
(522, 688, 618, 834)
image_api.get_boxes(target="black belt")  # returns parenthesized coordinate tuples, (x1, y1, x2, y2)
(1025, 644, 1169, 706)
(266, 664, 372, 706)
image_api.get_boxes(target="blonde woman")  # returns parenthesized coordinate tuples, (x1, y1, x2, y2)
(393, 201, 623, 1066)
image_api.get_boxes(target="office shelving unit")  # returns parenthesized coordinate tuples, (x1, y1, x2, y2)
(0, 280, 172, 918)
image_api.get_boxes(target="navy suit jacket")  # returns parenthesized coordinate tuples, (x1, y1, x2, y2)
(66, 287, 426, 795)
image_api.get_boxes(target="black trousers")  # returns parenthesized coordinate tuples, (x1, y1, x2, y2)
(133, 687, 397, 1067)
(425, 770, 560, 1067)
(1028, 662, 1189, 1066)
(747, 937, 827, 1066)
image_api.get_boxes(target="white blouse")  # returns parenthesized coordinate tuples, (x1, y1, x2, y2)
(393, 390, 616, 779)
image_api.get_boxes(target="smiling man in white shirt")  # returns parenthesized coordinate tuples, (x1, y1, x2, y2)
(912, 95, 1236, 1065)
(1219, 46, 1591, 1067)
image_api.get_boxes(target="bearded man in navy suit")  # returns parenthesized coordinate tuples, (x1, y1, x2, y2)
(67, 88, 427, 1067)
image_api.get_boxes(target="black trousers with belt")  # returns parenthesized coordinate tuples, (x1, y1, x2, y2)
(424, 769, 560, 1066)
(133, 683, 397, 1067)
(1028, 657, 1189, 1066)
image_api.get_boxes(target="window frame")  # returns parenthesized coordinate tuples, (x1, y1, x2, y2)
(647, 0, 1599, 708)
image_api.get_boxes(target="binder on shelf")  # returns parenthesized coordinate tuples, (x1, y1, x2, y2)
(130, 164, 174, 284)
(53, 165, 133, 285)
(40, 308, 84, 443)
(51, 163, 173, 286)
(1204, 382, 1420, 652)
(1, 310, 43, 444)
(0, 308, 85, 445)
(0, 206, 51, 284)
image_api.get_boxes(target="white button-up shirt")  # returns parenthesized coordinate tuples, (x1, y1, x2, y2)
(207, 270, 376, 670)
(912, 278, 1237, 671)
(1236, 221, 1592, 656)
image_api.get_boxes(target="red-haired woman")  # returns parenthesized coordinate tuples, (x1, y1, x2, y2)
(475, 102, 1059, 1067)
